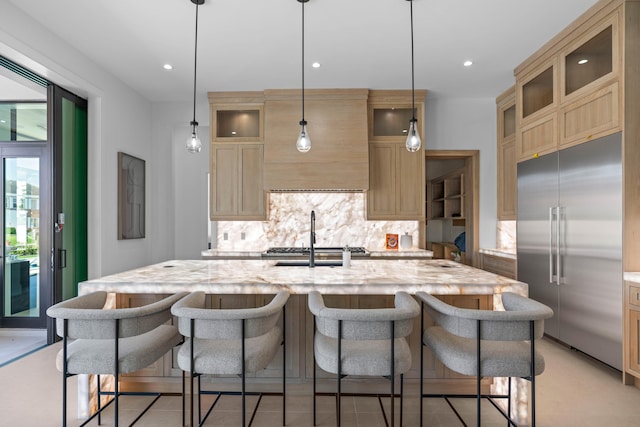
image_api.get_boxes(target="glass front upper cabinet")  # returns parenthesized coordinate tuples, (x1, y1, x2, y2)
(522, 66, 554, 119)
(372, 108, 415, 138)
(565, 25, 613, 96)
(215, 109, 262, 140)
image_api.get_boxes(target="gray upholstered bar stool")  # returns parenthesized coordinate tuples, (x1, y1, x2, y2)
(308, 290, 420, 427)
(416, 291, 553, 427)
(171, 290, 289, 427)
(46, 291, 188, 427)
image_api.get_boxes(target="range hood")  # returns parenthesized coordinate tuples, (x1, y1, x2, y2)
(263, 89, 369, 191)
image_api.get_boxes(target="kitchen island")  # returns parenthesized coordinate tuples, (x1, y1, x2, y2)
(77, 259, 531, 424)
(80, 258, 524, 297)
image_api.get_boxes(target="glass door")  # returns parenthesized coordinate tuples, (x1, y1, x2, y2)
(0, 146, 50, 328)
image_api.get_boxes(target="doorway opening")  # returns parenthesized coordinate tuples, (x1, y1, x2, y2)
(0, 56, 87, 355)
(423, 150, 479, 267)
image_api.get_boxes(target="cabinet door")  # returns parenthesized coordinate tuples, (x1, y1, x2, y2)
(238, 144, 267, 219)
(518, 60, 557, 122)
(517, 113, 557, 161)
(498, 138, 517, 219)
(497, 89, 517, 219)
(396, 144, 425, 219)
(367, 143, 396, 218)
(559, 81, 620, 148)
(211, 144, 267, 220)
(629, 309, 640, 375)
(560, 15, 618, 103)
(210, 144, 238, 218)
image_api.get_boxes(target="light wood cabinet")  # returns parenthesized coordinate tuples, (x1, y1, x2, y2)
(625, 282, 640, 382)
(516, 59, 558, 161)
(208, 92, 268, 220)
(210, 143, 267, 220)
(514, 5, 621, 162)
(263, 89, 369, 191)
(428, 168, 465, 220)
(366, 90, 426, 220)
(560, 81, 620, 147)
(497, 87, 517, 220)
(209, 92, 264, 143)
(367, 142, 425, 220)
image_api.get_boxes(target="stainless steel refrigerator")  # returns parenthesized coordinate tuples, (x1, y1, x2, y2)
(517, 132, 622, 370)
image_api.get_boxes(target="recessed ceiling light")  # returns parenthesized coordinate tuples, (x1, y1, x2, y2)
(163, 64, 173, 70)
(312, 62, 321, 68)
(0, 120, 5, 123)
(231, 131, 237, 135)
(463, 60, 473, 67)
(578, 59, 589, 65)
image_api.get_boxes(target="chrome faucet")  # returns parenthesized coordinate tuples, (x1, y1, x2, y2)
(310, 210, 316, 268)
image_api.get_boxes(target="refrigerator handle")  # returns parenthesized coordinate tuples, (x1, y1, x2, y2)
(549, 207, 555, 284)
(557, 206, 563, 285)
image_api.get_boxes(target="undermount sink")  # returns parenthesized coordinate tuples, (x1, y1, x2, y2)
(274, 261, 343, 267)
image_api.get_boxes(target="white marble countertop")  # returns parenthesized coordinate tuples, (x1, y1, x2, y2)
(624, 272, 640, 283)
(201, 248, 433, 259)
(368, 248, 433, 258)
(79, 258, 526, 296)
(201, 249, 265, 259)
(479, 248, 517, 260)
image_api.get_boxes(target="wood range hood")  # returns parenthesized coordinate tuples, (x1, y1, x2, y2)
(263, 89, 369, 191)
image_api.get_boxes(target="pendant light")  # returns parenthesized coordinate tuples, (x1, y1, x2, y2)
(296, 0, 311, 153)
(405, 0, 422, 152)
(186, 0, 205, 153)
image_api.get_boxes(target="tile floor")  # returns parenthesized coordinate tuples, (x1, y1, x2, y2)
(1, 337, 640, 426)
(0, 329, 47, 367)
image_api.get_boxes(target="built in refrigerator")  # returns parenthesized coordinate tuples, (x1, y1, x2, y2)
(517, 132, 622, 370)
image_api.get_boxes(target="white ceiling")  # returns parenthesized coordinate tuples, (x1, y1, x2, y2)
(5, 0, 600, 102)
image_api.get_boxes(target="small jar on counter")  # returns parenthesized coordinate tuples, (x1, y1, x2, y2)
(342, 245, 351, 267)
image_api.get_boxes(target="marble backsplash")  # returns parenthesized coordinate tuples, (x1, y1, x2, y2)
(215, 193, 419, 251)
(497, 220, 516, 250)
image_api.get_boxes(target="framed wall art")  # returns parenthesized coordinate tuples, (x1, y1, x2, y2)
(117, 152, 145, 239)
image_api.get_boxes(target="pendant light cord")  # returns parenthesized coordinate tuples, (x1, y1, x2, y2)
(301, 1, 306, 124)
(409, 0, 416, 122)
(192, 2, 199, 127)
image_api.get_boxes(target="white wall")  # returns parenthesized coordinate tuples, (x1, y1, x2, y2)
(0, 2, 154, 278)
(150, 102, 210, 261)
(425, 96, 498, 249)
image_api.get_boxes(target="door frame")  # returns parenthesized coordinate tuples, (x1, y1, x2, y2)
(423, 150, 480, 267)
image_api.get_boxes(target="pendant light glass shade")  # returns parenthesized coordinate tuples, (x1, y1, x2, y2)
(296, 120, 311, 152)
(296, 0, 311, 153)
(186, 121, 202, 153)
(405, 118, 421, 152)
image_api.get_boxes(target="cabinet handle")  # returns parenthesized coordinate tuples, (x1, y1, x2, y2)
(557, 206, 563, 285)
(549, 207, 556, 284)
